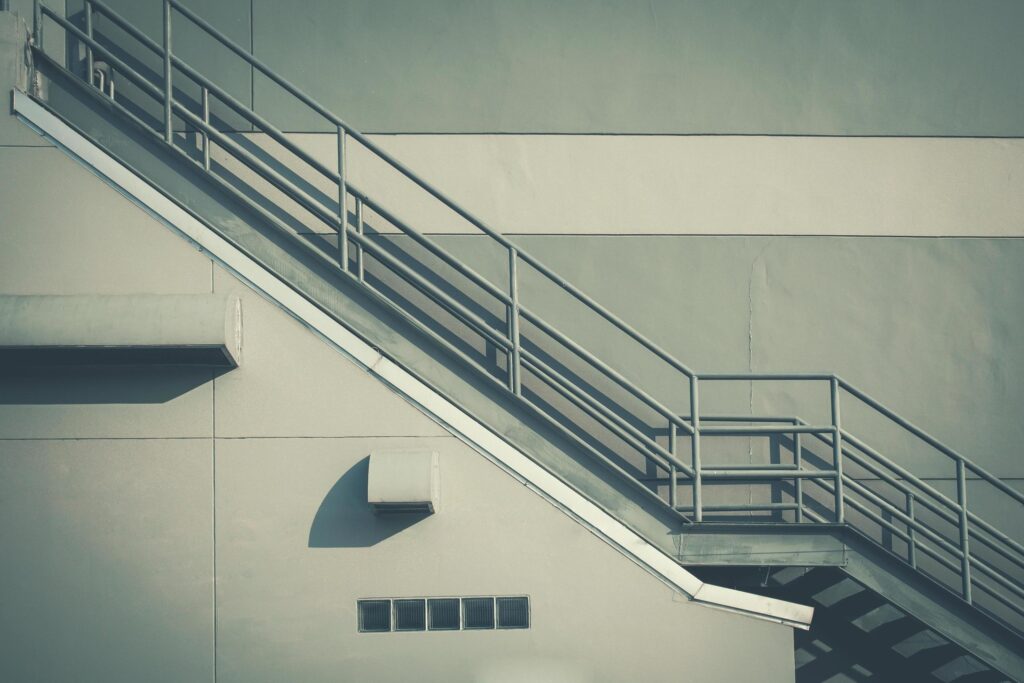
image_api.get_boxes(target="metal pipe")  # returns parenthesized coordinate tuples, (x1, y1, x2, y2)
(906, 492, 917, 569)
(794, 431, 804, 523)
(691, 377, 702, 522)
(337, 126, 348, 270)
(201, 86, 210, 170)
(830, 378, 845, 523)
(507, 248, 521, 396)
(701, 469, 837, 480)
(698, 373, 834, 381)
(355, 197, 365, 281)
(162, 0, 172, 143)
(957, 459, 972, 603)
(520, 352, 693, 476)
(699, 424, 834, 436)
(520, 308, 694, 435)
(32, 0, 41, 47)
(668, 422, 678, 509)
(85, 1, 94, 86)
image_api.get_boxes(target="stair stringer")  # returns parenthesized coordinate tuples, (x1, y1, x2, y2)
(678, 523, 1024, 678)
(10, 87, 812, 631)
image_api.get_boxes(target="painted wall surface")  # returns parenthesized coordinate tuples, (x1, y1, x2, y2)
(0, 134, 795, 681)
(68, 0, 1024, 135)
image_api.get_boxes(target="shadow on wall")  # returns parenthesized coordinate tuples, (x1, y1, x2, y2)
(309, 455, 430, 548)
(0, 366, 222, 404)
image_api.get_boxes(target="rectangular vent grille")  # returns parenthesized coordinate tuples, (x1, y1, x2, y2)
(428, 598, 460, 630)
(357, 596, 528, 632)
(394, 599, 426, 631)
(357, 600, 391, 633)
(462, 597, 495, 630)
(497, 596, 530, 629)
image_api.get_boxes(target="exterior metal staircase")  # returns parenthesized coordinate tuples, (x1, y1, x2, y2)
(20, 1, 1024, 678)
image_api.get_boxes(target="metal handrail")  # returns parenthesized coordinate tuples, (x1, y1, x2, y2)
(30, 0, 1024, 631)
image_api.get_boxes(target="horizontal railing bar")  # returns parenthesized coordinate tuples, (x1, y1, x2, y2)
(684, 415, 801, 424)
(675, 503, 800, 512)
(969, 550, 1024, 602)
(519, 307, 694, 436)
(841, 476, 964, 559)
(838, 377, 1024, 507)
(700, 425, 835, 436)
(697, 373, 835, 381)
(520, 352, 695, 478)
(343, 231, 513, 351)
(710, 463, 799, 470)
(701, 469, 837, 480)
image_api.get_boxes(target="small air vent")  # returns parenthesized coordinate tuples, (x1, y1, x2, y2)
(497, 597, 530, 629)
(394, 599, 426, 631)
(462, 597, 495, 630)
(428, 598, 460, 630)
(358, 600, 391, 633)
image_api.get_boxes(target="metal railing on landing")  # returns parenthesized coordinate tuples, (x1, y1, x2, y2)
(29, 0, 1024, 635)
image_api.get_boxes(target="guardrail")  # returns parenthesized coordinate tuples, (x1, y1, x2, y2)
(29, 0, 1024, 634)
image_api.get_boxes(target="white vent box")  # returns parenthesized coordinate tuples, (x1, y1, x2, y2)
(367, 449, 439, 514)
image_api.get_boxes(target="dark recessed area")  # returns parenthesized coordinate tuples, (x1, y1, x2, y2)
(462, 597, 495, 630)
(497, 596, 530, 629)
(357, 600, 391, 633)
(394, 599, 426, 631)
(428, 598, 460, 631)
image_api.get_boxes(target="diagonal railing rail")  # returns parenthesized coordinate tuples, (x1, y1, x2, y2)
(29, 0, 1024, 637)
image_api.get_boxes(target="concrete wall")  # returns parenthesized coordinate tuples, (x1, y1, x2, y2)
(0, 135, 795, 681)
(71, 0, 1024, 135)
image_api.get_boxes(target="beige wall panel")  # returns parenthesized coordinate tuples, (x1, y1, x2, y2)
(236, 133, 1024, 236)
(215, 436, 794, 683)
(211, 267, 447, 439)
(0, 438, 214, 683)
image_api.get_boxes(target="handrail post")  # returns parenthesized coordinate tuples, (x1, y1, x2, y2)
(201, 86, 210, 170)
(162, 0, 172, 143)
(793, 428, 803, 523)
(668, 422, 678, 509)
(690, 376, 702, 522)
(956, 458, 972, 602)
(355, 196, 365, 281)
(84, 1, 94, 86)
(337, 126, 348, 269)
(507, 247, 522, 395)
(906, 491, 917, 569)
(830, 377, 845, 523)
(32, 0, 41, 47)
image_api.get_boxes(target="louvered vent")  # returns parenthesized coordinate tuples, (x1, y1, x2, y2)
(394, 599, 426, 631)
(357, 600, 391, 633)
(497, 597, 530, 629)
(428, 598, 460, 630)
(462, 597, 495, 630)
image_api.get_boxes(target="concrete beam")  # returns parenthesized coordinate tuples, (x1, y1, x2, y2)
(0, 293, 241, 367)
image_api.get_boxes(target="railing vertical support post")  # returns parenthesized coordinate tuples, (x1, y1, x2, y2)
(956, 458, 972, 603)
(337, 126, 348, 269)
(32, 0, 41, 48)
(794, 428, 803, 523)
(201, 86, 210, 170)
(690, 376, 702, 522)
(906, 491, 917, 569)
(830, 377, 845, 523)
(668, 421, 678, 510)
(507, 247, 522, 395)
(84, 1, 94, 86)
(355, 197, 365, 281)
(162, 0, 172, 143)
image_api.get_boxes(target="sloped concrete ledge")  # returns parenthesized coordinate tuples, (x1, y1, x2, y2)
(0, 293, 241, 367)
